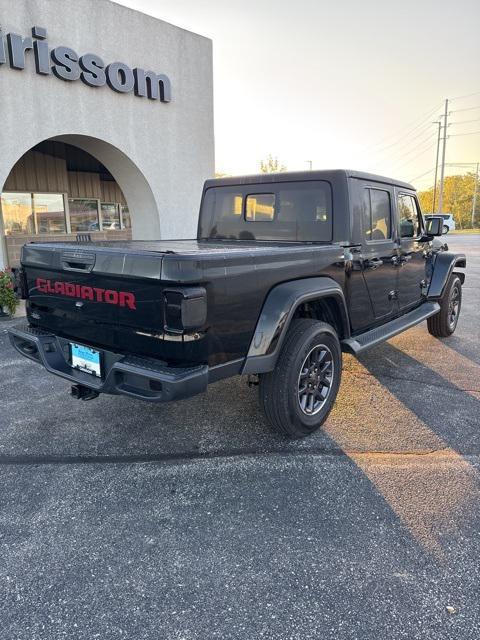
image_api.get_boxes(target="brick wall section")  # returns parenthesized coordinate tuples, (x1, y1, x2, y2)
(6, 230, 133, 267)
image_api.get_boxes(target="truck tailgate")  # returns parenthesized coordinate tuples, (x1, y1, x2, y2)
(22, 243, 168, 358)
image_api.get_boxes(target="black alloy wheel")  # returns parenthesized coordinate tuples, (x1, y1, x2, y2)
(427, 274, 462, 337)
(297, 344, 334, 416)
(259, 319, 342, 437)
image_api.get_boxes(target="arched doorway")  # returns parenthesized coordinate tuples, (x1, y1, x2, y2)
(0, 135, 160, 268)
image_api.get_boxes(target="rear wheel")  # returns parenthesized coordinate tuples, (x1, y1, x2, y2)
(442, 225, 449, 234)
(427, 274, 462, 337)
(259, 319, 342, 438)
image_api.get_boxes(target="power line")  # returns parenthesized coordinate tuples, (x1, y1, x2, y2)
(408, 167, 435, 182)
(450, 118, 480, 126)
(363, 103, 443, 153)
(410, 161, 480, 185)
(450, 105, 480, 113)
(449, 130, 480, 137)
(370, 122, 437, 160)
(389, 141, 437, 173)
(445, 162, 480, 167)
(369, 124, 440, 172)
(387, 131, 437, 164)
(450, 91, 480, 101)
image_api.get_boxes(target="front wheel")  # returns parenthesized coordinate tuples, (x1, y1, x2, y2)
(427, 274, 462, 337)
(259, 319, 342, 438)
(443, 225, 449, 234)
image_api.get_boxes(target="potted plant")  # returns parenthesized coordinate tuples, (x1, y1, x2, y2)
(0, 268, 18, 319)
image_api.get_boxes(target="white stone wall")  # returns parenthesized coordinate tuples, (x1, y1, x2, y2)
(0, 0, 214, 267)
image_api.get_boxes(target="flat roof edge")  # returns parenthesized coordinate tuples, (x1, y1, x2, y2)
(110, 0, 212, 42)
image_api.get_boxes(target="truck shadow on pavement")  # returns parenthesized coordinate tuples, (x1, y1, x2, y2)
(357, 340, 480, 452)
(3, 325, 480, 558)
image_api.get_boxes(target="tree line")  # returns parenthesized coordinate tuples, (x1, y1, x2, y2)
(417, 172, 478, 229)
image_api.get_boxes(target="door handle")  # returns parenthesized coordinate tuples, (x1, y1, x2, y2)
(364, 258, 383, 270)
(391, 254, 412, 267)
(61, 251, 96, 272)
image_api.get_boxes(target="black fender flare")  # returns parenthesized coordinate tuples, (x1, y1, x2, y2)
(242, 277, 350, 375)
(427, 252, 466, 300)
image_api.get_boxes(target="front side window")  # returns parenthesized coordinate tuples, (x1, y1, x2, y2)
(1, 192, 34, 235)
(69, 199, 100, 232)
(398, 194, 421, 238)
(363, 188, 391, 241)
(34, 193, 66, 234)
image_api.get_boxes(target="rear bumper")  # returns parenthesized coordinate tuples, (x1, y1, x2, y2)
(8, 323, 208, 403)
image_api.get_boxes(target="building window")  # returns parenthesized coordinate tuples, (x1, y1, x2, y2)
(101, 203, 121, 230)
(120, 204, 131, 229)
(1, 192, 35, 235)
(34, 193, 66, 234)
(1, 192, 130, 237)
(68, 198, 100, 232)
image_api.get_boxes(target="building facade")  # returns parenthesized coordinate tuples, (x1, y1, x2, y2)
(0, 0, 214, 268)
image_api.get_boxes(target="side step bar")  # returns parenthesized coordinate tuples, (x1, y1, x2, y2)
(342, 302, 440, 355)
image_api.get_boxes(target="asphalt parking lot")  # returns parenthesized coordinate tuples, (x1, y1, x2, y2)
(1, 234, 479, 639)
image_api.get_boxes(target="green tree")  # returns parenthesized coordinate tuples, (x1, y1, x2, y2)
(260, 155, 287, 174)
(417, 172, 478, 229)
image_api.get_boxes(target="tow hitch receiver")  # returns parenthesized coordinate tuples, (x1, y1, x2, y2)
(71, 384, 99, 401)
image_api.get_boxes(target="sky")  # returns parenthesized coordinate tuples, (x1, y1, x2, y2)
(118, 0, 480, 190)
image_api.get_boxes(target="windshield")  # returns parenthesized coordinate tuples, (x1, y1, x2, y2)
(199, 180, 333, 242)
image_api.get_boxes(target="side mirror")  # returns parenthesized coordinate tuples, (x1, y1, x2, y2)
(424, 216, 444, 237)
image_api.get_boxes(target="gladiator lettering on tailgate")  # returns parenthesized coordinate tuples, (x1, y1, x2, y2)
(35, 278, 137, 310)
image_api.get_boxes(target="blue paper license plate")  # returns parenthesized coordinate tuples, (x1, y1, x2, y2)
(71, 343, 101, 377)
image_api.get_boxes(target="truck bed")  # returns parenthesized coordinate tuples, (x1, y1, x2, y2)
(20, 239, 345, 367)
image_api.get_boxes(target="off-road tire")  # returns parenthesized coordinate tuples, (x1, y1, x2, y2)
(427, 274, 462, 337)
(259, 319, 342, 438)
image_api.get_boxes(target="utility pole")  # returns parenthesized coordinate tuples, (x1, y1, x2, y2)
(438, 98, 449, 214)
(432, 120, 442, 213)
(472, 162, 479, 228)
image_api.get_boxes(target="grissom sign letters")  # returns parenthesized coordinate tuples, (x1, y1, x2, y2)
(0, 26, 172, 102)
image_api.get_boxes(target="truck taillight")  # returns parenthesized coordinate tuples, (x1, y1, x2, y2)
(164, 287, 207, 333)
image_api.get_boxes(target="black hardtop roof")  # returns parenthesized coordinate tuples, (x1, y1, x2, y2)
(204, 169, 415, 191)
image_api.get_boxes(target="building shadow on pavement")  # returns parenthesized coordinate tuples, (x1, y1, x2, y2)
(357, 341, 480, 451)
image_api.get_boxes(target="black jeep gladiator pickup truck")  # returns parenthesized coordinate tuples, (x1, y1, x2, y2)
(9, 170, 466, 437)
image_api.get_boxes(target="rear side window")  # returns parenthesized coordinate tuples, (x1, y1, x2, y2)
(199, 181, 332, 242)
(363, 188, 391, 241)
(398, 194, 421, 238)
